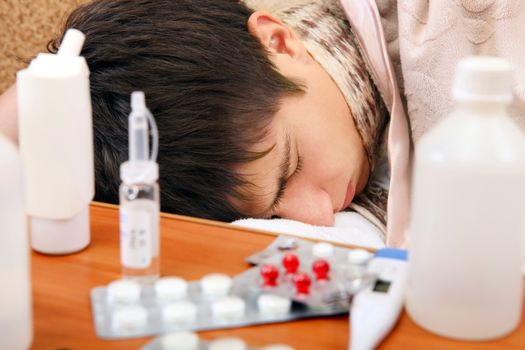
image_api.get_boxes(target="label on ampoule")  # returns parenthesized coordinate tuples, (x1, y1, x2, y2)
(120, 208, 152, 268)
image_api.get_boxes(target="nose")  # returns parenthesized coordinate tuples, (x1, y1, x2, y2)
(275, 187, 335, 226)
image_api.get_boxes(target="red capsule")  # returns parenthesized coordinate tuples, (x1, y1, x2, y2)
(312, 259, 330, 281)
(282, 253, 299, 274)
(293, 272, 311, 295)
(260, 264, 279, 287)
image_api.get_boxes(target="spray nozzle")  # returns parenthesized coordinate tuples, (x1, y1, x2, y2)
(58, 29, 85, 57)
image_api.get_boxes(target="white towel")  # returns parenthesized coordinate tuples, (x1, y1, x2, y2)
(231, 211, 385, 249)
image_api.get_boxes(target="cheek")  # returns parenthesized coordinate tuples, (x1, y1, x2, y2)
(296, 110, 357, 183)
(301, 142, 342, 182)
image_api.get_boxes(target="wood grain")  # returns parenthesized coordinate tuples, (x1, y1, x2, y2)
(30, 203, 525, 349)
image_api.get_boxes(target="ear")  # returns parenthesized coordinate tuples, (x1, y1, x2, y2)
(247, 11, 308, 61)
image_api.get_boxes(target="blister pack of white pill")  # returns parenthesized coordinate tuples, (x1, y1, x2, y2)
(141, 331, 294, 350)
(239, 236, 377, 309)
(90, 270, 348, 339)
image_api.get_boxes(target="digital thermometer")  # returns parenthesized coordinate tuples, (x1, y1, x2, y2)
(350, 248, 408, 350)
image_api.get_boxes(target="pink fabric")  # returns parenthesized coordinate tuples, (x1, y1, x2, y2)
(340, 0, 412, 247)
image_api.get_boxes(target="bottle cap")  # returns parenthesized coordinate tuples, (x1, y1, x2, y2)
(107, 279, 142, 304)
(312, 242, 334, 258)
(208, 337, 247, 350)
(200, 273, 232, 298)
(453, 56, 514, 103)
(211, 296, 246, 321)
(155, 277, 188, 301)
(162, 301, 197, 324)
(111, 305, 147, 331)
(161, 332, 200, 350)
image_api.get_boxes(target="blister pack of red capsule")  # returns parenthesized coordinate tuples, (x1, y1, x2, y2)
(239, 235, 376, 310)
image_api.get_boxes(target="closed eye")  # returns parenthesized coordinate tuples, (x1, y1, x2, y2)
(268, 153, 303, 216)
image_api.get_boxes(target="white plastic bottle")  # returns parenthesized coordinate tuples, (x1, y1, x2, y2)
(119, 91, 160, 282)
(0, 134, 32, 349)
(16, 29, 94, 254)
(406, 56, 525, 340)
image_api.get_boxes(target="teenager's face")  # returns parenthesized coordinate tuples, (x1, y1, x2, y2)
(234, 12, 370, 226)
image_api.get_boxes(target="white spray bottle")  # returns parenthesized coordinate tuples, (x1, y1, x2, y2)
(17, 29, 94, 254)
(119, 91, 160, 282)
(0, 133, 32, 349)
(407, 56, 525, 340)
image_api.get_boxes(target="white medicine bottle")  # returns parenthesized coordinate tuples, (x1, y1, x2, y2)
(119, 91, 160, 283)
(0, 134, 32, 349)
(17, 29, 94, 254)
(406, 56, 525, 340)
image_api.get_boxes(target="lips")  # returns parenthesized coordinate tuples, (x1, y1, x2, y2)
(341, 181, 355, 211)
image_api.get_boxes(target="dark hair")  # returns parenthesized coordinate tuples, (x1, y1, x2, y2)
(48, 0, 303, 221)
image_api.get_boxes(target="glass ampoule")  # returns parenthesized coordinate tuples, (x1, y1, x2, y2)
(119, 91, 160, 283)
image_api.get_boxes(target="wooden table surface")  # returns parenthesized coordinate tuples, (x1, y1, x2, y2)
(31, 203, 525, 349)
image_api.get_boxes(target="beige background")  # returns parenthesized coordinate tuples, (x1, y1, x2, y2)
(0, 0, 313, 94)
(0, 0, 88, 93)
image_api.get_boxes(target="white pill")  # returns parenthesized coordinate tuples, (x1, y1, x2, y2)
(106, 279, 141, 304)
(312, 242, 334, 259)
(257, 294, 292, 317)
(208, 337, 247, 350)
(155, 277, 188, 301)
(200, 273, 232, 298)
(161, 331, 199, 350)
(211, 296, 246, 321)
(347, 249, 373, 265)
(261, 345, 295, 350)
(111, 305, 147, 331)
(162, 301, 197, 324)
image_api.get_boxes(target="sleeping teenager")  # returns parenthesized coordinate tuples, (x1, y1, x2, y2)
(0, 0, 416, 247)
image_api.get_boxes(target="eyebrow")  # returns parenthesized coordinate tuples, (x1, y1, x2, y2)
(265, 131, 292, 215)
